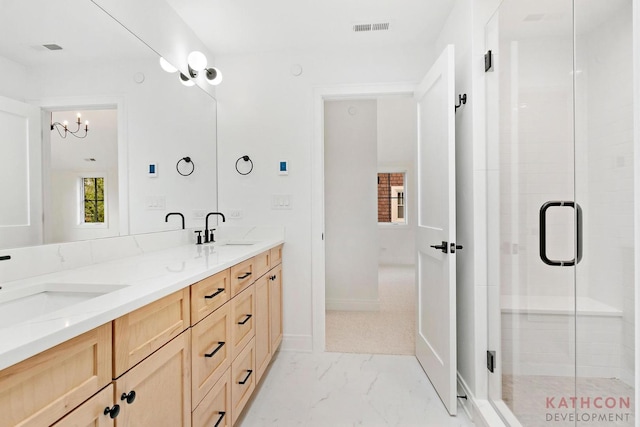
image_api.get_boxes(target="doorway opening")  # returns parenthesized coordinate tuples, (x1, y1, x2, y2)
(322, 95, 417, 355)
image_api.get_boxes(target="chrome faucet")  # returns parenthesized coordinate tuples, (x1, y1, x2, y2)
(165, 212, 185, 229)
(204, 212, 226, 243)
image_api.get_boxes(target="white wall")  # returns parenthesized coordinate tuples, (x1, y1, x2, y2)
(215, 45, 435, 351)
(324, 99, 379, 311)
(377, 97, 417, 266)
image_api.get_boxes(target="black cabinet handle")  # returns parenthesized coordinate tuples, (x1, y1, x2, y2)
(213, 411, 226, 427)
(430, 241, 448, 253)
(237, 314, 252, 325)
(205, 288, 225, 299)
(238, 369, 253, 385)
(237, 272, 252, 280)
(205, 341, 225, 358)
(539, 201, 583, 266)
(103, 405, 120, 419)
(269, 275, 277, 281)
(121, 390, 136, 404)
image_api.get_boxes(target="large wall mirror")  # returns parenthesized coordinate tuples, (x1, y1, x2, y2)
(0, 0, 218, 250)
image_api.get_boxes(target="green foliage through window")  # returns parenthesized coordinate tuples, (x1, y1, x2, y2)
(83, 177, 105, 223)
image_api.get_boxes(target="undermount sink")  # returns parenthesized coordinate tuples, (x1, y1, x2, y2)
(0, 283, 127, 328)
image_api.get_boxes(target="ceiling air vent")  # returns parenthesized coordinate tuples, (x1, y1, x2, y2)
(353, 22, 390, 33)
(42, 44, 63, 50)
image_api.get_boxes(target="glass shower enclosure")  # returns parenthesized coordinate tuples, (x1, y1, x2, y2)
(486, 0, 635, 425)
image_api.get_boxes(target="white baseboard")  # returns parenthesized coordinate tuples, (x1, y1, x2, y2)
(457, 373, 508, 427)
(325, 298, 380, 311)
(280, 334, 313, 352)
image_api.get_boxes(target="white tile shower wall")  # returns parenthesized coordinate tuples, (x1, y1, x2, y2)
(0, 229, 192, 283)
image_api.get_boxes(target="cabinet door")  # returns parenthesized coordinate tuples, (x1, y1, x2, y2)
(192, 369, 231, 427)
(254, 274, 271, 383)
(0, 323, 112, 427)
(191, 302, 231, 409)
(191, 269, 230, 325)
(269, 264, 283, 351)
(230, 285, 255, 359)
(115, 331, 191, 427)
(52, 384, 116, 427)
(231, 338, 255, 425)
(114, 288, 190, 377)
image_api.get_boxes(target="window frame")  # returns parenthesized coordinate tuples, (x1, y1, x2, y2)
(377, 170, 409, 227)
(78, 175, 108, 228)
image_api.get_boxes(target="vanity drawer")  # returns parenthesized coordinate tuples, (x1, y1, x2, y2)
(0, 323, 112, 427)
(114, 288, 190, 377)
(192, 368, 232, 427)
(231, 338, 255, 425)
(191, 302, 231, 409)
(191, 269, 231, 325)
(230, 258, 255, 296)
(230, 285, 255, 360)
(270, 244, 283, 267)
(253, 250, 271, 279)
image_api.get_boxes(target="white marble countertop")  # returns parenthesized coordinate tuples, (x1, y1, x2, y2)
(0, 233, 284, 371)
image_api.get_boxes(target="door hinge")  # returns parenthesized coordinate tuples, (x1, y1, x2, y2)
(487, 350, 496, 373)
(484, 50, 493, 72)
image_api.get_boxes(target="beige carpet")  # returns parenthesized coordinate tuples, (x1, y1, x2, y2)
(325, 265, 415, 355)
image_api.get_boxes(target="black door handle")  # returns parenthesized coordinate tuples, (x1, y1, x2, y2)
(430, 241, 448, 253)
(539, 201, 582, 266)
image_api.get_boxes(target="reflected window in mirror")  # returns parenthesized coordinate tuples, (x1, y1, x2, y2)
(82, 177, 105, 224)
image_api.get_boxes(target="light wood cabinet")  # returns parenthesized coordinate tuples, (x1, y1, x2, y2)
(270, 245, 283, 267)
(114, 331, 191, 427)
(0, 323, 112, 427)
(231, 338, 256, 426)
(192, 369, 232, 427)
(229, 258, 255, 297)
(230, 285, 255, 359)
(113, 288, 190, 377)
(52, 384, 116, 427)
(254, 274, 271, 383)
(252, 250, 271, 281)
(191, 269, 231, 325)
(191, 302, 231, 408)
(269, 263, 284, 352)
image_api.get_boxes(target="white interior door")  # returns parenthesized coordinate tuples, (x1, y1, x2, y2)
(0, 96, 42, 249)
(414, 45, 457, 415)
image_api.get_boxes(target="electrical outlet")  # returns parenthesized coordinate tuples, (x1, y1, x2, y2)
(229, 209, 243, 219)
(271, 195, 292, 210)
(192, 209, 205, 219)
(145, 196, 165, 210)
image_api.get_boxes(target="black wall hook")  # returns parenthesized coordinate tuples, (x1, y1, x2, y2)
(455, 94, 467, 112)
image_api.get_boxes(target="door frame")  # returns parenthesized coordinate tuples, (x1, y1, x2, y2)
(311, 82, 417, 352)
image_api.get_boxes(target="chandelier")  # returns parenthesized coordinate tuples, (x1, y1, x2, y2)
(51, 113, 89, 138)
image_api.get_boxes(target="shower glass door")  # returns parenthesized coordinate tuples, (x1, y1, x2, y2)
(486, 0, 635, 426)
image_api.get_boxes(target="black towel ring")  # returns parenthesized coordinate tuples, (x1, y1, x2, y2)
(235, 155, 253, 175)
(176, 157, 195, 176)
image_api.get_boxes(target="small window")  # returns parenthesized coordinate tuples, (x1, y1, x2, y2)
(82, 177, 105, 223)
(378, 172, 406, 224)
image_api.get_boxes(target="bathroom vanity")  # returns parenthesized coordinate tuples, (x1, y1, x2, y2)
(0, 230, 284, 427)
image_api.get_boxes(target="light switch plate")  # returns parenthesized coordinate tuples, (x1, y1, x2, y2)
(271, 195, 292, 210)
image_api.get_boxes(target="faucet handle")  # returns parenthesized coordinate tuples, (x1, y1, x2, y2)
(209, 228, 216, 243)
(194, 230, 203, 245)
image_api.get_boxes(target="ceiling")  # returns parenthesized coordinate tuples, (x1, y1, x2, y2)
(165, 0, 455, 56)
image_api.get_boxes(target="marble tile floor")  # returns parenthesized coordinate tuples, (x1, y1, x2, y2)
(238, 351, 475, 427)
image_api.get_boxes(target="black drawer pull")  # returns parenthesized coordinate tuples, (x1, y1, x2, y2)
(237, 314, 252, 325)
(237, 272, 252, 280)
(205, 341, 225, 358)
(213, 411, 226, 427)
(104, 405, 120, 419)
(121, 390, 136, 404)
(238, 369, 253, 385)
(205, 288, 225, 299)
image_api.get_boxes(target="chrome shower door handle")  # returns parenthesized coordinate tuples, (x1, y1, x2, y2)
(539, 201, 582, 266)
